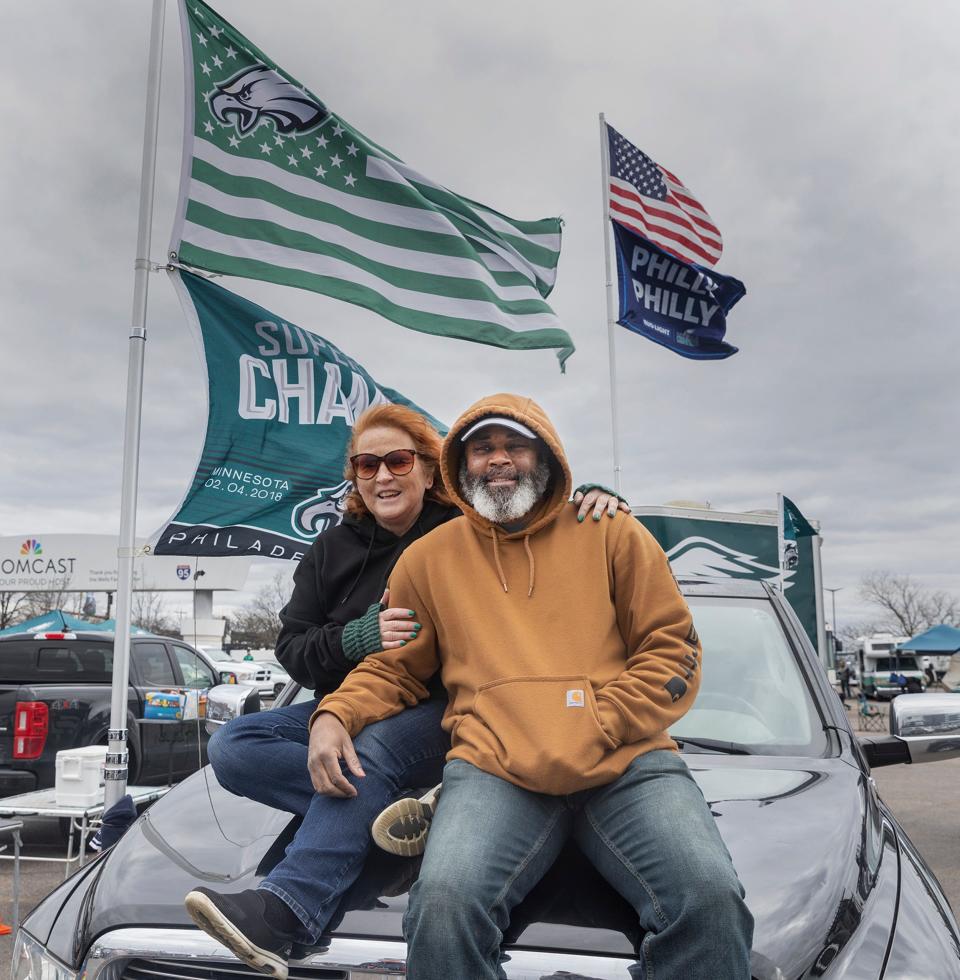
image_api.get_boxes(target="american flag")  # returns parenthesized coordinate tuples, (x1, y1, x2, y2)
(606, 123, 722, 268)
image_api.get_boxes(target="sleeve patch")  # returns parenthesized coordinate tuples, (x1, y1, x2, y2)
(664, 676, 688, 703)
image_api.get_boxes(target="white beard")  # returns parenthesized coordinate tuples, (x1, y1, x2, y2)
(459, 458, 551, 524)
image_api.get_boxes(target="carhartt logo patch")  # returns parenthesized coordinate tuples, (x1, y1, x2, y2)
(566, 689, 585, 708)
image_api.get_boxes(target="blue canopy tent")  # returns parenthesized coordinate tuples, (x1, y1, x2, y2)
(0, 610, 97, 636)
(900, 625, 960, 654)
(0, 611, 156, 637)
(90, 618, 156, 637)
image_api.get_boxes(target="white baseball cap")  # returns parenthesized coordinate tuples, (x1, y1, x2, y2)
(459, 416, 537, 443)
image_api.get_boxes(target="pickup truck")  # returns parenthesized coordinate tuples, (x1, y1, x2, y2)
(0, 630, 225, 796)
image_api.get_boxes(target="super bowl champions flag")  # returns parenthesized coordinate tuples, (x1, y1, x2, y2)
(171, 0, 574, 369)
(604, 122, 744, 359)
(152, 270, 445, 561)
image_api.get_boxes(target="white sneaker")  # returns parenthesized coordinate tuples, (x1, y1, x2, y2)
(371, 783, 442, 857)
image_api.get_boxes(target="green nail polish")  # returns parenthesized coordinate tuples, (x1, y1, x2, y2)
(408, 610, 416, 617)
(593, 513, 601, 521)
(400, 639, 406, 646)
(413, 623, 421, 630)
(577, 514, 584, 523)
(409, 631, 417, 639)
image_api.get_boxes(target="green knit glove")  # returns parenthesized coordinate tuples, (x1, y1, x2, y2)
(341, 602, 384, 662)
(573, 483, 628, 506)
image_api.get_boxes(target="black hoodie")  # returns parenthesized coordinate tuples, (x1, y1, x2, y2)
(275, 499, 457, 698)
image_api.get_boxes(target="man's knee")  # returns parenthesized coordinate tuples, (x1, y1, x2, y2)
(406, 872, 489, 935)
(668, 868, 752, 941)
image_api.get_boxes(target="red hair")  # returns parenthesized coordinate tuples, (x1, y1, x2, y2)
(343, 404, 452, 518)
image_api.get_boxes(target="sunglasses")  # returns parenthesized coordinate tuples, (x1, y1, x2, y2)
(350, 449, 418, 480)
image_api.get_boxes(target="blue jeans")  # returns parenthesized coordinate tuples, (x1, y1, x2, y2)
(404, 754, 753, 980)
(208, 698, 449, 943)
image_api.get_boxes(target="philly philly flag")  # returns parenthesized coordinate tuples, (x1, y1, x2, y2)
(152, 271, 445, 561)
(171, 1, 574, 368)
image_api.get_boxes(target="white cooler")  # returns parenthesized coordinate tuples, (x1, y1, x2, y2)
(55, 746, 108, 806)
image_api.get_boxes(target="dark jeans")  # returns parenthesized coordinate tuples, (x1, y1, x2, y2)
(208, 697, 449, 942)
(405, 754, 754, 980)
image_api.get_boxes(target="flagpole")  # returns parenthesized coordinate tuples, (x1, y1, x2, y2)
(105, 0, 166, 809)
(776, 492, 785, 593)
(598, 113, 623, 495)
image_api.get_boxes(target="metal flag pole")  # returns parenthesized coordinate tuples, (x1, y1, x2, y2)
(776, 492, 786, 593)
(105, 0, 167, 809)
(598, 113, 623, 495)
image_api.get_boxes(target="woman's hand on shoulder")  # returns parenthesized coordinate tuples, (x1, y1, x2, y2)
(573, 486, 631, 523)
(378, 588, 421, 650)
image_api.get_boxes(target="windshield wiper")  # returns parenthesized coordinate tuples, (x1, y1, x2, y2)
(673, 736, 753, 755)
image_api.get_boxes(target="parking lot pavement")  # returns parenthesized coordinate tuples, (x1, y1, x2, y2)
(3, 713, 959, 969)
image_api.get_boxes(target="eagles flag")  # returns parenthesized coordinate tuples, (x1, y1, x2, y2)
(612, 222, 744, 360)
(171, 0, 574, 369)
(777, 493, 817, 576)
(151, 270, 445, 561)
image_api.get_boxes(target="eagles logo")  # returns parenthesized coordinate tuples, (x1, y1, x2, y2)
(686, 623, 699, 646)
(290, 481, 352, 539)
(209, 65, 329, 136)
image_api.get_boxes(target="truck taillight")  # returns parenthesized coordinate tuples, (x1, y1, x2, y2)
(13, 701, 48, 759)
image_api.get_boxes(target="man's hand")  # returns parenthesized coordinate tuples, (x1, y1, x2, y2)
(574, 487, 631, 522)
(378, 588, 420, 650)
(308, 712, 365, 797)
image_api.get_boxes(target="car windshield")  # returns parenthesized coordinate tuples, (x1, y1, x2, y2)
(290, 595, 828, 756)
(670, 596, 827, 756)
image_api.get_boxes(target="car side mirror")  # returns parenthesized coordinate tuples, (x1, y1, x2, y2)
(887, 692, 960, 764)
(205, 684, 261, 735)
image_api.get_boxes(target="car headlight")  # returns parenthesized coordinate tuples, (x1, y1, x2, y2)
(11, 930, 78, 980)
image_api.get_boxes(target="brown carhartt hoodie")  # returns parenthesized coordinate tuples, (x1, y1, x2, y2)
(315, 393, 701, 795)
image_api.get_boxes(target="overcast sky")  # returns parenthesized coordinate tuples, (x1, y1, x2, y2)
(2, 1, 958, 630)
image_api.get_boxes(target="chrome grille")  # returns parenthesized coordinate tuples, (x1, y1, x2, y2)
(122, 960, 346, 979)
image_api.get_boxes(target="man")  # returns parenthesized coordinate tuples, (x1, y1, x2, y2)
(840, 662, 853, 701)
(311, 393, 753, 979)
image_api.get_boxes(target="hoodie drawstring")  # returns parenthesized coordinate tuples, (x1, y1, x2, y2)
(489, 528, 536, 597)
(523, 535, 535, 597)
(340, 530, 377, 605)
(490, 527, 508, 593)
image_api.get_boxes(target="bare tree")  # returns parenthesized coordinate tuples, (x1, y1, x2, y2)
(0, 591, 29, 630)
(230, 572, 292, 649)
(132, 590, 178, 637)
(20, 580, 78, 618)
(857, 571, 960, 637)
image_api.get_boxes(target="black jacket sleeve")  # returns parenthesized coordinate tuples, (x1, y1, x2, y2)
(274, 545, 355, 694)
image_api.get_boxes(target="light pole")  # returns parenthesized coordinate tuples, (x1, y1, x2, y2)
(825, 587, 842, 667)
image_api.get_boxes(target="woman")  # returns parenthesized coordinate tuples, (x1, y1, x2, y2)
(185, 403, 627, 980)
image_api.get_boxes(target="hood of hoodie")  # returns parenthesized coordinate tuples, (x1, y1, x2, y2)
(441, 393, 572, 538)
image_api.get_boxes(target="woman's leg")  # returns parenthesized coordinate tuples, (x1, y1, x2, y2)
(260, 698, 450, 943)
(207, 699, 319, 816)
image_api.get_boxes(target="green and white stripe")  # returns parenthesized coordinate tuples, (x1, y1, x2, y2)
(173, 1, 574, 368)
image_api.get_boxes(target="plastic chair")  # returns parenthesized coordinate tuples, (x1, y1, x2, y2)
(857, 693, 884, 732)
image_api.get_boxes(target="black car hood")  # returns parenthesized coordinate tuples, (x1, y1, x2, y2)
(81, 754, 887, 976)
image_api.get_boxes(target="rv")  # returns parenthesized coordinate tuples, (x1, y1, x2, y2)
(855, 633, 923, 698)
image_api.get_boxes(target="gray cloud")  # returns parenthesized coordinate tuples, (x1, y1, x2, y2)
(2, 1, 958, 630)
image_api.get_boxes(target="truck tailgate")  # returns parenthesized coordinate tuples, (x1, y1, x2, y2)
(0, 685, 25, 766)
